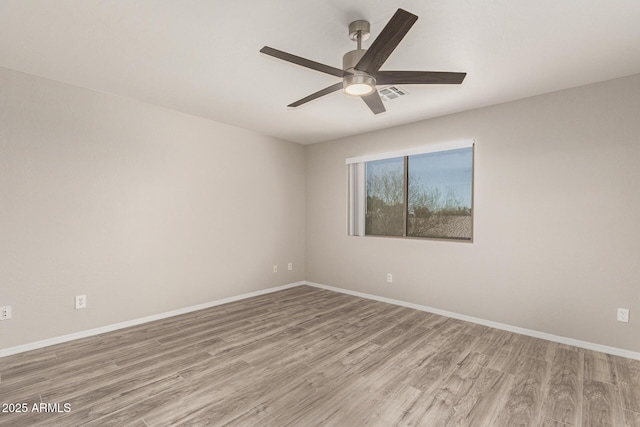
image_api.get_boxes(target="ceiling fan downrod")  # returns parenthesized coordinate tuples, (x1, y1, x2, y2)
(349, 19, 370, 49)
(343, 20, 376, 96)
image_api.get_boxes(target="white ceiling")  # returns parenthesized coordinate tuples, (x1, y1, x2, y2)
(1, 1, 640, 144)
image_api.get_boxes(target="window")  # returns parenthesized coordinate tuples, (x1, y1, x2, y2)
(348, 141, 474, 241)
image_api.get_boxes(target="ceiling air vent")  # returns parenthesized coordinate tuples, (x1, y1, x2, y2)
(378, 86, 409, 102)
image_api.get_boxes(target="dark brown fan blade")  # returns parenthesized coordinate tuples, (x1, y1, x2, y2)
(355, 9, 418, 75)
(288, 82, 344, 107)
(261, 46, 346, 78)
(375, 71, 466, 85)
(361, 91, 386, 114)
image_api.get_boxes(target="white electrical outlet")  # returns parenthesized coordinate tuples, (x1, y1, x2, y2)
(0, 306, 11, 320)
(387, 273, 393, 283)
(617, 308, 629, 323)
(75, 295, 87, 310)
(288, 262, 293, 271)
(273, 265, 278, 273)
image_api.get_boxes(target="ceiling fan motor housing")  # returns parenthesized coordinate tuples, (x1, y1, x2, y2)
(343, 49, 376, 95)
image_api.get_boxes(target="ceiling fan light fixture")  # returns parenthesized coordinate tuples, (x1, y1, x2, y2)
(345, 83, 374, 96)
(343, 73, 376, 96)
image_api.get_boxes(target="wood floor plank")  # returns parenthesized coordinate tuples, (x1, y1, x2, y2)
(540, 347, 583, 425)
(492, 353, 550, 426)
(263, 362, 370, 426)
(219, 403, 275, 426)
(0, 376, 50, 403)
(472, 328, 519, 358)
(417, 366, 509, 426)
(110, 359, 255, 426)
(584, 350, 618, 384)
(41, 348, 212, 405)
(242, 367, 345, 425)
(0, 285, 637, 426)
(517, 335, 555, 362)
(491, 373, 546, 426)
(406, 332, 478, 392)
(457, 369, 513, 426)
(0, 352, 58, 379)
(614, 355, 640, 413)
(490, 351, 550, 382)
(369, 312, 430, 347)
(624, 409, 640, 427)
(0, 395, 42, 426)
(154, 361, 316, 426)
(583, 378, 625, 426)
(540, 418, 573, 426)
(397, 351, 492, 426)
(55, 334, 163, 367)
(307, 343, 426, 425)
(40, 374, 184, 427)
(357, 383, 424, 426)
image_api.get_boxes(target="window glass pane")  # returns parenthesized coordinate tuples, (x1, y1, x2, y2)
(407, 147, 473, 240)
(366, 157, 404, 236)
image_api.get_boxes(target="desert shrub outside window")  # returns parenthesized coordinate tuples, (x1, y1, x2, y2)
(347, 141, 474, 241)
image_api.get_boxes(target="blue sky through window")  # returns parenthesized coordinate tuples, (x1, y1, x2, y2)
(408, 147, 473, 208)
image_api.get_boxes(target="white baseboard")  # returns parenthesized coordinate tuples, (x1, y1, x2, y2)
(0, 281, 304, 359)
(304, 281, 640, 361)
(4, 280, 638, 361)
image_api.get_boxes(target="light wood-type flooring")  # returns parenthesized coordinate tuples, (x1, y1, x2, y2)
(1, 285, 639, 426)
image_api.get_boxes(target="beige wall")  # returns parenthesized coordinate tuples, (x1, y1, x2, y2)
(0, 67, 306, 350)
(306, 73, 640, 353)
(2, 65, 639, 355)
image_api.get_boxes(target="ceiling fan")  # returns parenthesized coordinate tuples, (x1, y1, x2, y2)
(260, 8, 466, 114)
